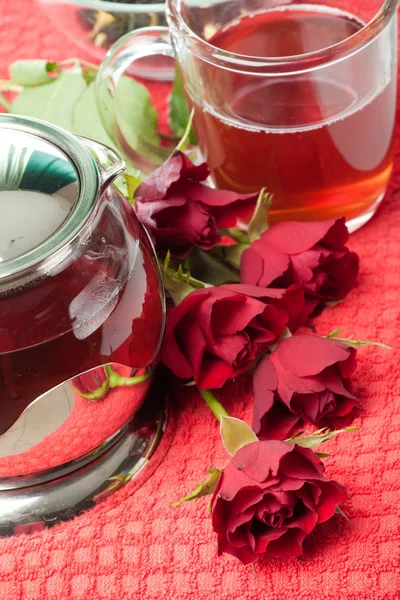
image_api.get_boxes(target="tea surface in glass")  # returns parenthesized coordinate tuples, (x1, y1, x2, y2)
(190, 4, 396, 224)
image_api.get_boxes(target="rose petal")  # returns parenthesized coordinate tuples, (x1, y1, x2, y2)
(255, 400, 301, 440)
(196, 355, 236, 390)
(265, 528, 306, 559)
(280, 445, 325, 480)
(261, 219, 346, 254)
(240, 241, 290, 287)
(232, 440, 293, 482)
(210, 295, 266, 335)
(314, 480, 348, 523)
(287, 507, 318, 534)
(276, 335, 351, 377)
(254, 528, 288, 554)
(135, 151, 208, 203)
(184, 183, 257, 227)
(216, 463, 262, 503)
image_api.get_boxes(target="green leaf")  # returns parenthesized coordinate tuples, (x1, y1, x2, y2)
(46, 61, 58, 73)
(123, 173, 142, 204)
(172, 467, 223, 507)
(72, 80, 117, 148)
(286, 427, 359, 449)
(175, 108, 195, 153)
(0, 92, 10, 111)
(222, 243, 249, 270)
(248, 188, 273, 243)
(114, 75, 170, 165)
(10, 59, 59, 86)
(220, 416, 258, 456)
(189, 247, 240, 286)
(82, 67, 98, 86)
(12, 68, 87, 130)
(169, 67, 196, 144)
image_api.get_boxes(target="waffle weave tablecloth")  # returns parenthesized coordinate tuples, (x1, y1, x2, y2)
(0, 1, 399, 598)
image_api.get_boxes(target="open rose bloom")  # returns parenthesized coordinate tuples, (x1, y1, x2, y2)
(241, 218, 359, 321)
(253, 335, 359, 440)
(161, 284, 304, 389)
(211, 440, 348, 564)
(135, 151, 257, 259)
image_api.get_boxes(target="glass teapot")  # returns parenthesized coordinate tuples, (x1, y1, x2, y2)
(0, 115, 166, 535)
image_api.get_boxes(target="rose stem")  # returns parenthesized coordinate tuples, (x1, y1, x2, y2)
(104, 365, 152, 388)
(198, 389, 228, 422)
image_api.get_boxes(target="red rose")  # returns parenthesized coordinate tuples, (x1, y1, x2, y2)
(135, 151, 257, 258)
(253, 334, 358, 440)
(161, 284, 304, 389)
(240, 218, 359, 321)
(211, 440, 348, 564)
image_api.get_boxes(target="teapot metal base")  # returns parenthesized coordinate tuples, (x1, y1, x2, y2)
(0, 381, 171, 537)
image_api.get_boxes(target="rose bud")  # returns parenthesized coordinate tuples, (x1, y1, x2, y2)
(240, 218, 359, 324)
(211, 440, 348, 564)
(253, 334, 359, 440)
(135, 151, 258, 259)
(161, 283, 304, 390)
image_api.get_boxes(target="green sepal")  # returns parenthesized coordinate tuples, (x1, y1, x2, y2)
(162, 252, 208, 305)
(220, 416, 258, 456)
(286, 427, 359, 449)
(325, 330, 391, 350)
(335, 506, 349, 522)
(172, 467, 223, 507)
(248, 188, 273, 243)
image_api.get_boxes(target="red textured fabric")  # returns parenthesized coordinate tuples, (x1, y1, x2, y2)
(0, 1, 400, 599)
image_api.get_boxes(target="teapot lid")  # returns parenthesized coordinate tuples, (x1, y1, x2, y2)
(0, 114, 100, 290)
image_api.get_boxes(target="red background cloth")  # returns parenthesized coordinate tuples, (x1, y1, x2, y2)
(0, 1, 399, 598)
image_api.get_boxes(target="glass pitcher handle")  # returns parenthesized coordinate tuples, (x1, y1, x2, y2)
(96, 27, 176, 174)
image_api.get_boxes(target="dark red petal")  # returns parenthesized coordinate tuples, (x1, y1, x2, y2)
(337, 348, 358, 378)
(276, 335, 351, 377)
(260, 220, 343, 254)
(239, 245, 265, 287)
(135, 153, 185, 202)
(320, 217, 349, 248)
(210, 295, 265, 335)
(195, 356, 235, 389)
(254, 529, 288, 554)
(264, 528, 306, 559)
(314, 480, 348, 523)
(254, 397, 301, 441)
(287, 507, 318, 534)
(215, 462, 262, 502)
(232, 440, 293, 482)
(217, 535, 258, 565)
(280, 445, 326, 480)
(178, 152, 210, 181)
(240, 240, 290, 287)
(184, 183, 258, 227)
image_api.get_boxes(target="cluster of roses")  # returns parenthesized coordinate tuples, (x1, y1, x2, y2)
(134, 151, 368, 565)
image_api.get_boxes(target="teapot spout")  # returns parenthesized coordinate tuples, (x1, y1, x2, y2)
(77, 135, 125, 194)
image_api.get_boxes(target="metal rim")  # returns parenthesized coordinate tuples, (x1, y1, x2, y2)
(0, 115, 99, 284)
